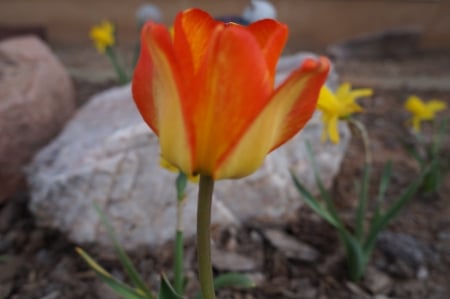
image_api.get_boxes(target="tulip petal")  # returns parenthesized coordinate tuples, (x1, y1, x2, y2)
(247, 19, 288, 82)
(215, 57, 330, 179)
(173, 8, 221, 75)
(132, 22, 192, 173)
(269, 57, 330, 150)
(191, 25, 272, 177)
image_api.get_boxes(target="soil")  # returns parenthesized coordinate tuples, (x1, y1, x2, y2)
(1, 49, 449, 299)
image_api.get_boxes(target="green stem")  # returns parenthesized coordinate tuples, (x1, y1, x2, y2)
(197, 175, 216, 299)
(348, 118, 372, 167)
(105, 46, 129, 84)
(174, 172, 187, 295)
(174, 229, 184, 295)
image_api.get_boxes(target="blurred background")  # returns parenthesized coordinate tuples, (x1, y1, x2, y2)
(1, 0, 449, 52)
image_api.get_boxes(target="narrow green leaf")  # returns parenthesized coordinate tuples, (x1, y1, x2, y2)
(403, 141, 425, 166)
(94, 203, 155, 299)
(291, 172, 339, 227)
(432, 119, 448, 157)
(158, 274, 182, 299)
(364, 169, 426, 252)
(76, 247, 146, 299)
(105, 46, 130, 85)
(173, 230, 184, 295)
(194, 273, 255, 299)
(338, 231, 367, 281)
(305, 142, 345, 229)
(176, 172, 188, 202)
(372, 161, 393, 229)
(355, 165, 370, 241)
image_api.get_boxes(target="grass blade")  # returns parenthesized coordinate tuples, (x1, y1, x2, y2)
(305, 142, 345, 229)
(194, 273, 255, 299)
(291, 172, 339, 227)
(364, 169, 425, 252)
(355, 165, 370, 241)
(94, 203, 154, 299)
(158, 274, 182, 299)
(76, 247, 146, 299)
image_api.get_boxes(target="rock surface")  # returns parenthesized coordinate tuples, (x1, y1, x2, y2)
(262, 229, 320, 262)
(27, 62, 350, 250)
(0, 36, 75, 202)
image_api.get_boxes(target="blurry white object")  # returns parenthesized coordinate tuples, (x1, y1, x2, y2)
(136, 3, 163, 26)
(242, 0, 277, 22)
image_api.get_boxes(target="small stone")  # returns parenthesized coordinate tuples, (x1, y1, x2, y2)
(212, 247, 258, 272)
(362, 266, 392, 294)
(377, 232, 430, 269)
(416, 266, 429, 280)
(262, 229, 320, 262)
(245, 272, 265, 287)
(39, 291, 61, 299)
(345, 281, 371, 299)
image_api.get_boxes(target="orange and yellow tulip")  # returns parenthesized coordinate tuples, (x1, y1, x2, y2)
(132, 8, 330, 180)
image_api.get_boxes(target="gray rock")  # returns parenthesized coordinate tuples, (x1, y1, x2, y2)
(27, 59, 350, 250)
(362, 266, 393, 294)
(212, 247, 258, 272)
(262, 229, 320, 262)
(377, 232, 430, 269)
(0, 36, 75, 202)
(377, 231, 435, 279)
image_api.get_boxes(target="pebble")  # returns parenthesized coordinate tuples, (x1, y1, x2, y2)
(212, 247, 258, 272)
(262, 229, 320, 262)
(362, 266, 393, 294)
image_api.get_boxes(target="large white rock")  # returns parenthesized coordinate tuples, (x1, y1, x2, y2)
(27, 64, 350, 250)
(0, 36, 75, 202)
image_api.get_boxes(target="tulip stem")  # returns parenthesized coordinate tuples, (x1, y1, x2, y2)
(197, 175, 216, 299)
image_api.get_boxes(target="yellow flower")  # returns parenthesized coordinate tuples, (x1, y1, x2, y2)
(89, 21, 115, 53)
(317, 83, 373, 143)
(404, 95, 447, 133)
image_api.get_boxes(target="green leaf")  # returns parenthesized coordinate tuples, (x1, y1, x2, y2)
(194, 273, 255, 299)
(291, 172, 339, 227)
(355, 165, 370, 241)
(431, 118, 448, 157)
(364, 168, 425, 253)
(158, 274, 182, 299)
(173, 230, 184, 295)
(176, 172, 188, 202)
(403, 141, 425, 166)
(305, 142, 345, 230)
(94, 203, 155, 299)
(76, 247, 146, 299)
(339, 231, 367, 281)
(373, 161, 393, 222)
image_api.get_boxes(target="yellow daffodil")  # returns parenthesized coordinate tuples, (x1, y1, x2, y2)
(317, 83, 373, 143)
(89, 21, 115, 53)
(404, 95, 447, 133)
(132, 8, 329, 180)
